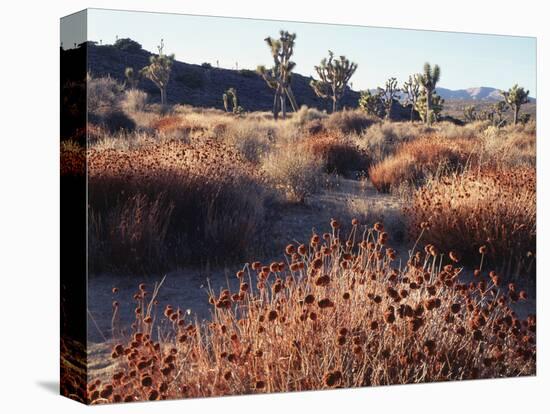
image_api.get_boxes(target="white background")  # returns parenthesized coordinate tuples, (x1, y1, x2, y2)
(0, 0, 547, 412)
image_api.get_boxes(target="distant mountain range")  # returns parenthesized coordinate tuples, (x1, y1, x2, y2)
(435, 86, 535, 102)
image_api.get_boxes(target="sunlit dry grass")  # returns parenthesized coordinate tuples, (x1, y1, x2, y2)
(88, 138, 268, 272)
(405, 167, 536, 278)
(369, 136, 477, 192)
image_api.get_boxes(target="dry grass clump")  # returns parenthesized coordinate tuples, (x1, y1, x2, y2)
(355, 121, 435, 164)
(434, 121, 490, 140)
(149, 115, 206, 138)
(262, 145, 324, 203)
(121, 89, 148, 113)
(324, 109, 378, 134)
(481, 123, 536, 168)
(369, 136, 476, 192)
(222, 119, 274, 164)
(301, 132, 369, 175)
(405, 167, 536, 278)
(288, 105, 327, 128)
(89, 220, 535, 404)
(88, 139, 268, 272)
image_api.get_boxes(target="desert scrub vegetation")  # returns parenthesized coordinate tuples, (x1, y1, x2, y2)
(480, 122, 536, 168)
(88, 139, 269, 272)
(88, 220, 535, 403)
(405, 167, 536, 278)
(324, 109, 377, 134)
(369, 136, 477, 192)
(301, 132, 369, 175)
(354, 121, 435, 164)
(262, 145, 324, 203)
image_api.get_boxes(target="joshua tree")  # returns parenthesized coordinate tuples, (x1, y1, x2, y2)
(518, 113, 531, 125)
(358, 90, 385, 118)
(310, 51, 358, 113)
(377, 77, 400, 120)
(463, 105, 477, 123)
(257, 31, 298, 120)
(491, 101, 508, 127)
(418, 62, 441, 125)
(501, 84, 530, 125)
(402, 75, 421, 122)
(140, 39, 174, 106)
(415, 91, 444, 124)
(124, 67, 141, 89)
(222, 88, 243, 115)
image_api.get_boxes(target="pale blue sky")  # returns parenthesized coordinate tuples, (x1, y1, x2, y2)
(85, 8, 536, 96)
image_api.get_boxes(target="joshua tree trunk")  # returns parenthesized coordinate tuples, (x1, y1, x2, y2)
(160, 87, 167, 106)
(286, 86, 298, 112)
(426, 91, 432, 125)
(273, 90, 280, 120)
(410, 105, 415, 122)
(513, 105, 519, 125)
(281, 94, 287, 119)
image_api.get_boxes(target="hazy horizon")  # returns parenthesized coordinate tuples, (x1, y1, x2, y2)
(66, 8, 536, 97)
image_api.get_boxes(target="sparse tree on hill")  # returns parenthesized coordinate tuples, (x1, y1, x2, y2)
(310, 51, 358, 113)
(402, 75, 421, 122)
(418, 62, 441, 125)
(140, 39, 174, 106)
(358, 90, 385, 118)
(257, 31, 299, 120)
(377, 77, 400, 120)
(501, 84, 530, 125)
(113, 38, 142, 53)
(124, 67, 141, 89)
(223, 88, 243, 115)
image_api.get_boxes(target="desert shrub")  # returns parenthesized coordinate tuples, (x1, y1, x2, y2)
(405, 167, 536, 278)
(262, 145, 324, 203)
(88, 109, 136, 134)
(148, 115, 208, 141)
(121, 89, 148, 113)
(355, 122, 435, 164)
(302, 133, 369, 175)
(369, 137, 476, 192)
(87, 75, 124, 113)
(88, 139, 268, 272)
(289, 105, 327, 128)
(223, 120, 273, 163)
(324, 109, 378, 134)
(481, 123, 536, 168)
(90, 220, 535, 404)
(435, 120, 490, 140)
(304, 119, 325, 135)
